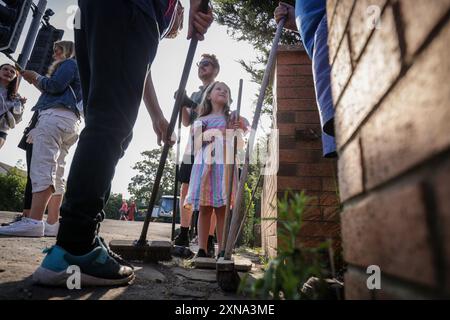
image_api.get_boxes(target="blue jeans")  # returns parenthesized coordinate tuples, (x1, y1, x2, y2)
(312, 15, 337, 158)
(57, 0, 159, 253)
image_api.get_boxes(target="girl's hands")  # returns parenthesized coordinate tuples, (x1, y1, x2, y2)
(18, 96, 27, 105)
(229, 111, 249, 131)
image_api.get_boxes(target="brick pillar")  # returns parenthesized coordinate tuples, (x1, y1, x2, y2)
(261, 44, 341, 259)
(328, 0, 450, 299)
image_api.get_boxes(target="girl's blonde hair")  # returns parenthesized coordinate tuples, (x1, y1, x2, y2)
(47, 40, 75, 76)
(198, 81, 232, 117)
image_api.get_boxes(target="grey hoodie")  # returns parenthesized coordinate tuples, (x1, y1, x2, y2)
(0, 86, 24, 135)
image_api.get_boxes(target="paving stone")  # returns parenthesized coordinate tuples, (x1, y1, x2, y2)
(173, 267, 217, 283)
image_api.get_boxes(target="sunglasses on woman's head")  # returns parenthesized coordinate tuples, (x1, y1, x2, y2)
(196, 60, 213, 68)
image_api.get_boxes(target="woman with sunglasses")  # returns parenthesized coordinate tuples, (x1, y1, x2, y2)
(174, 53, 220, 257)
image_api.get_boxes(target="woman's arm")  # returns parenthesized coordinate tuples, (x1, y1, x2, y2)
(22, 60, 77, 94)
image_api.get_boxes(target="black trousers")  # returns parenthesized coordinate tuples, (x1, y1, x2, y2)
(57, 0, 159, 252)
(23, 142, 33, 210)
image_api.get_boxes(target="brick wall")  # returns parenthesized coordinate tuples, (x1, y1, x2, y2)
(328, 0, 450, 299)
(261, 44, 341, 259)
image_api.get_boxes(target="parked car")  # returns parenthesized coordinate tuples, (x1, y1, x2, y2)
(134, 195, 180, 223)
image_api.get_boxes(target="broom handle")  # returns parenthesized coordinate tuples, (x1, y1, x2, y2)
(224, 18, 286, 259)
(171, 109, 182, 240)
(220, 79, 243, 253)
(138, 0, 210, 245)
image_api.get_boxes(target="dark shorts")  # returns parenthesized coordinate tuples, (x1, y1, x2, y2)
(0, 131, 7, 139)
(179, 155, 194, 183)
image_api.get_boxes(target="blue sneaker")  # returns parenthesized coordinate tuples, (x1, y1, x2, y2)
(33, 241, 135, 287)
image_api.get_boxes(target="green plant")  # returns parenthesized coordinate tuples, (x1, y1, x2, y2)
(240, 191, 330, 300)
(241, 182, 255, 246)
(103, 193, 124, 220)
(0, 167, 26, 212)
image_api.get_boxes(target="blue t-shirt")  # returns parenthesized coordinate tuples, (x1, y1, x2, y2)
(295, 0, 326, 58)
(130, 0, 170, 36)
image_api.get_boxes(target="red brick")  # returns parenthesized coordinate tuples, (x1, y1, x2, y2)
(277, 65, 313, 76)
(278, 124, 297, 136)
(279, 149, 323, 164)
(344, 268, 374, 300)
(279, 136, 296, 149)
(278, 163, 297, 176)
(277, 51, 312, 65)
(323, 206, 341, 222)
(296, 237, 328, 249)
(322, 177, 338, 192)
(300, 221, 340, 238)
(295, 111, 320, 124)
(294, 138, 323, 151)
(331, 34, 353, 104)
(278, 176, 322, 191)
(341, 184, 436, 287)
(276, 76, 314, 88)
(338, 137, 364, 201)
(431, 160, 450, 293)
(278, 112, 296, 123)
(348, 0, 388, 62)
(297, 163, 335, 177)
(277, 87, 317, 100)
(361, 22, 450, 189)
(303, 207, 322, 221)
(277, 99, 317, 111)
(335, 5, 402, 148)
(399, 0, 450, 58)
(329, 0, 356, 64)
(320, 192, 341, 206)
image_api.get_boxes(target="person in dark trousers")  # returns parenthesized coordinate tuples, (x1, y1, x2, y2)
(32, 0, 213, 287)
(275, 0, 336, 158)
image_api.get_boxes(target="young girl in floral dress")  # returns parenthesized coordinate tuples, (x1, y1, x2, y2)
(185, 81, 249, 258)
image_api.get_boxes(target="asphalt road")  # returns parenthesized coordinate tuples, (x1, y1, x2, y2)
(0, 211, 261, 300)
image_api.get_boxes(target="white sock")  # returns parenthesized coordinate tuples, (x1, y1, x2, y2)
(27, 218, 43, 224)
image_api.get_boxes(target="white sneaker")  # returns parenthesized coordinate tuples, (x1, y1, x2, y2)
(44, 221, 59, 237)
(0, 217, 44, 237)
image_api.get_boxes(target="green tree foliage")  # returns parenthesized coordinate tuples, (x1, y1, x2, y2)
(212, 0, 300, 112)
(0, 168, 26, 212)
(104, 193, 124, 220)
(128, 148, 176, 205)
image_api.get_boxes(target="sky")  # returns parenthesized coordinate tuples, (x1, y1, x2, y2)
(0, 0, 270, 199)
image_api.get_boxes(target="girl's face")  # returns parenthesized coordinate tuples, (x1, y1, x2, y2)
(0, 65, 17, 83)
(209, 82, 230, 107)
(53, 46, 64, 61)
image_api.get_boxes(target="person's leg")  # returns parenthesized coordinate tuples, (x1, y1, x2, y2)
(28, 113, 67, 222)
(175, 183, 192, 246)
(198, 206, 213, 253)
(180, 183, 192, 228)
(209, 211, 216, 236)
(23, 142, 33, 217)
(47, 194, 62, 225)
(213, 206, 226, 253)
(0, 136, 5, 149)
(312, 15, 337, 157)
(47, 123, 79, 226)
(57, 0, 159, 255)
